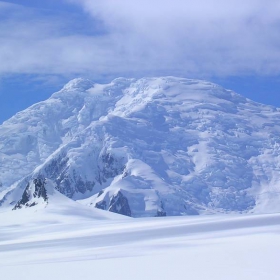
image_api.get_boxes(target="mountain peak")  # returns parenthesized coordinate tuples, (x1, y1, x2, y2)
(61, 78, 94, 91)
(13, 177, 49, 210)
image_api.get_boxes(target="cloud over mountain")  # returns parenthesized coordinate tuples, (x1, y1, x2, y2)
(0, 0, 279, 77)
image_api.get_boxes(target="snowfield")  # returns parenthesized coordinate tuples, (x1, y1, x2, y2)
(1, 203, 280, 279)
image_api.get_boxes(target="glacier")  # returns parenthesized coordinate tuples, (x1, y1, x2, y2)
(1, 76, 280, 217)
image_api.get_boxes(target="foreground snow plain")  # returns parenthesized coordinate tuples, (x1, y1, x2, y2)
(1, 200, 279, 280)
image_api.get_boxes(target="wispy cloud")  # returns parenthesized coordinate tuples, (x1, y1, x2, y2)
(0, 0, 280, 79)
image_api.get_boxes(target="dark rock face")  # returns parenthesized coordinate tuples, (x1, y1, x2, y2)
(44, 152, 96, 198)
(156, 209, 167, 217)
(33, 178, 48, 201)
(95, 200, 107, 210)
(108, 191, 131, 217)
(43, 152, 124, 199)
(155, 201, 167, 217)
(13, 184, 31, 209)
(13, 177, 48, 210)
(44, 153, 69, 181)
(55, 171, 95, 198)
(96, 153, 125, 185)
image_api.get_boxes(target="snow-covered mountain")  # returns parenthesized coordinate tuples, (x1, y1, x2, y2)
(1, 77, 280, 217)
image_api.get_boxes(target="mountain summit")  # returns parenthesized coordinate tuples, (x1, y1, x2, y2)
(1, 77, 280, 217)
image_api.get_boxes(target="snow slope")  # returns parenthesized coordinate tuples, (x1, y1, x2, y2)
(1, 77, 280, 216)
(0, 208, 280, 280)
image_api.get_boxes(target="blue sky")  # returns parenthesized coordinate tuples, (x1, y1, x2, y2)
(0, 0, 280, 123)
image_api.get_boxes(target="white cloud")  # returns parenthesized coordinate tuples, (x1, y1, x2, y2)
(0, 0, 280, 79)
(72, 0, 280, 76)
